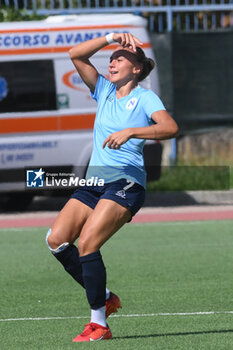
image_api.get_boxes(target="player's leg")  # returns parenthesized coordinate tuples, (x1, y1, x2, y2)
(46, 196, 120, 316)
(78, 198, 131, 256)
(73, 199, 130, 342)
(48, 198, 93, 249)
(46, 198, 93, 287)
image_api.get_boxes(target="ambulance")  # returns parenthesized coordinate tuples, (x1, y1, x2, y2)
(0, 14, 161, 208)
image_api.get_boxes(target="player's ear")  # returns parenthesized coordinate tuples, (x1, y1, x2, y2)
(133, 63, 142, 77)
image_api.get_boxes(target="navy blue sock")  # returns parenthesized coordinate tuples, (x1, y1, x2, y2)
(53, 244, 84, 288)
(80, 251, 106, 309)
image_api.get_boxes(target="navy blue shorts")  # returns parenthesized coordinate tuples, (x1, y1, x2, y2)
(71, 178, 145, 218)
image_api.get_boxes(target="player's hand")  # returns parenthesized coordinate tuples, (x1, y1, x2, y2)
(113, 33, 143, 52)
(103, 129, 132, 149)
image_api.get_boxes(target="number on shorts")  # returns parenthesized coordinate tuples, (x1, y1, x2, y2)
(123, 180, 135, 191)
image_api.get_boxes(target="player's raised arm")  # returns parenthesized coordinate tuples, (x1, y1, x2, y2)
(69, 33, 142, 93)
(69, 37, 105, 93)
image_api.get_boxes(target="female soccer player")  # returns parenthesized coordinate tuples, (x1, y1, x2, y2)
(46, 32, 178, 342)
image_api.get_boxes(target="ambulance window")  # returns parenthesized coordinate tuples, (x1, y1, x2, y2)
(0, 60, 56, 113)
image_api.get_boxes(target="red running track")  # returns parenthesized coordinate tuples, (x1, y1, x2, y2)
(132, 209, 233, 223)
(0, 206, 232, 228)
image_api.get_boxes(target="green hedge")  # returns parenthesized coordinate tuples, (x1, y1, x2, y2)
(0, 7, 46, 22)
(147, 165, 232, 191)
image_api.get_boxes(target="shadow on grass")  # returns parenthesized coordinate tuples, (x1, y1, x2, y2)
(114, 328, 233, 340)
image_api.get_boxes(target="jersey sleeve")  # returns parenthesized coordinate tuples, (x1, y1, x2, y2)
(142, 90, 166, 122)
(90, 74, 113, 102)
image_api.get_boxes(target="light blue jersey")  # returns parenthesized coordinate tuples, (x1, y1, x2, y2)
(86, 74, 165, 188)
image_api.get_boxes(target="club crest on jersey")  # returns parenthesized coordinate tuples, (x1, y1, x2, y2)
(107, 94, 114, 102)
(126, 98, 138, 110)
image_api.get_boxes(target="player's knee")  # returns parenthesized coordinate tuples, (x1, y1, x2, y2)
(78, 236, 98, 256)
(46, 228, 69, 254)
(46, 228, 56, 248)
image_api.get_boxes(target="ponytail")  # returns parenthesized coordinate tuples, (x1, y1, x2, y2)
(135, 47, 155, 82)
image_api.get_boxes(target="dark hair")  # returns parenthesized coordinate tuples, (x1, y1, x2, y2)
(135, 46, 155, 82)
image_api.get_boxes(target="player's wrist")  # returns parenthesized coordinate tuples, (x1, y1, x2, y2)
(105, 33, 115, 45)
(127, 128, 134, 139)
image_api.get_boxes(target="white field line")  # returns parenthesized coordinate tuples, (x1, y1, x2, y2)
(1, 311, 233, 322)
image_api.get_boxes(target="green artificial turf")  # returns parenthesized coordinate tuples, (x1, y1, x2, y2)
(1, 220, 233, 349)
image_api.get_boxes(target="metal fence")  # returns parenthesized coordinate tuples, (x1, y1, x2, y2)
(0, 0, 233, 32)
